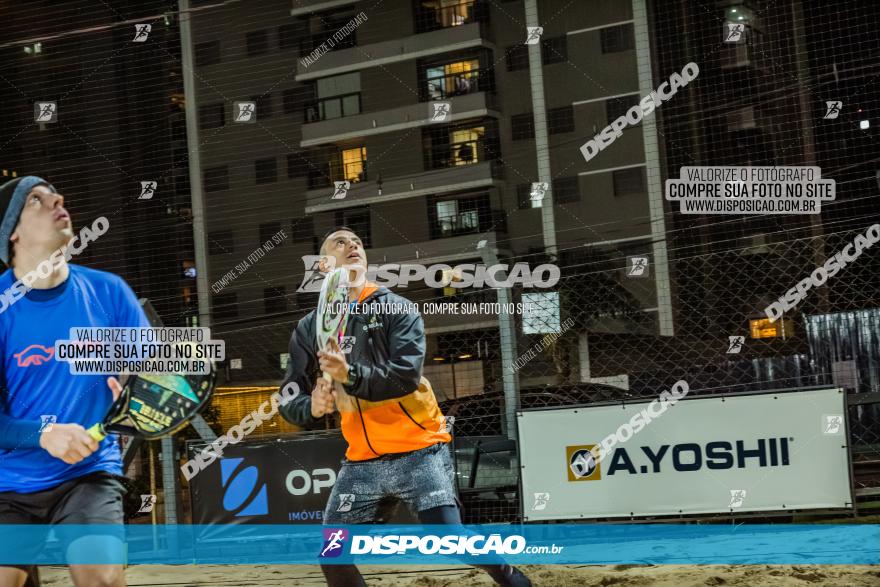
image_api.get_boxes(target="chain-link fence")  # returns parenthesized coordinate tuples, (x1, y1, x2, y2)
(4, 0, 880, 527)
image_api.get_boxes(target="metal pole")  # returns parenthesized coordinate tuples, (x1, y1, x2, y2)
(149, 442, 158, 551)
(478, 241, 518, 440)
(161, 436, 179, 526)
(632, 0, 675, 336)
(179, 0, 212, 329)
(451, 357, 458, 399)
(189, 413, 218, 441)
(524, 0, 557, 259)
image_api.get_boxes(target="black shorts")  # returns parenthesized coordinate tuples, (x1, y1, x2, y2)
(0, 471, 127, 570)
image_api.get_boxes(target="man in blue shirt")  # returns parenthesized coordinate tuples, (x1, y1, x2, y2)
(0, 176, 148, 587)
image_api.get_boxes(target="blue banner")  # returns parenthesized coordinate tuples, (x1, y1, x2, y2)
(0, 524, 876, 565)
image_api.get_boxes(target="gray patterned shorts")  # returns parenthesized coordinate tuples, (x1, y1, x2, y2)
(323, 442, 458, 524)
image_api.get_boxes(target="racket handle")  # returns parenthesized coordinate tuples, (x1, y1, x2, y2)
(322, 371, 332, 382)
(87, 423, 107, 442)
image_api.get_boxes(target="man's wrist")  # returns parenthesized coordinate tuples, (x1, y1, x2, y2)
(344, 363, 359, 388)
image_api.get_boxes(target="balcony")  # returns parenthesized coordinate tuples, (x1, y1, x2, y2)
(304, 160, 503, 214)
(290, 0, 362, 17)
(295, 22, 491, 81)
(301, 91, 497, 147)
(424, 134, 498, 171)
(422, 67, 491, 102)
(303, 92, 361, 124)
(431, 209, 507, 240)
(414, 1, 488, 34)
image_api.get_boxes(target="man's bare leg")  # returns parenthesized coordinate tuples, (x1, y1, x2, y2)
(67, 536, 126, 587)
(0, 567, 27, 587)
(69, 565, 125, 587)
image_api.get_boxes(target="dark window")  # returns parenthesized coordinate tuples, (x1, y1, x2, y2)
(606, 94, 640, 124)
(601, 24, 635, 53)
(260, 222, 283, 245)
(208, 230, 234, 255)
(279, 22, 307, 51)
(246, 30, 269, 56)
(291, 216, 314, 243)
(195, 41, 220, 67)
(212, 293, 238, 320)
(255, 158, 278, 184)
(264, 287, 288, 314)
(199, 103, 224, 129)
(334, 208, 371, 248)
(430, 194, 491, 239)
(541, 37, 567, 64)
(307, 93, 361, 122)
(250, 94, 272, 118)
(517, 183, 534, 209)
(548, 106, 574, 134)
(203, 166, 229, 192)
(283, 86, 314, 114)
(505, 45, 528, 71)
(287, 153, 310, 179)
(511, 112, 534, 140)
(553, 176, 579, 203)
(613, 167, 646, 196)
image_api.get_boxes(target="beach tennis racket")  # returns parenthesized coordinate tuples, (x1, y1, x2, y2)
(87, 348, 216, 441)
(86, 298, 217, 441)
(316, 267, 351, 382)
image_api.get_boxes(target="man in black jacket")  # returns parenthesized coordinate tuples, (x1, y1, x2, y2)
(279, 227, 531, 587)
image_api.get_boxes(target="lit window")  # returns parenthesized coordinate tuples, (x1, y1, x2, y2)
(750, 317, 793, 339)
(425, 59, 479, 99)
(341, 147, 366, 182)
(451, 127, 484, 165)
(421, 0, 471, 28)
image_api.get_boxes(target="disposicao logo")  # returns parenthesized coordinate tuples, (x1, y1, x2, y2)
(220, 458, 268, 517)
(320, 528, 348, 558)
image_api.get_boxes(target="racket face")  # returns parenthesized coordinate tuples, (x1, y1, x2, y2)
(316, 268, 350, 351)
(105, 359, 216, 439)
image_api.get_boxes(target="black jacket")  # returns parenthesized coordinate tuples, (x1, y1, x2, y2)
(278, 286, 426, 429)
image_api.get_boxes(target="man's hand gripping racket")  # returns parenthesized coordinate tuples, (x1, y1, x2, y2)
(314, 267, 353, 416)
(85, 300, 217, 442)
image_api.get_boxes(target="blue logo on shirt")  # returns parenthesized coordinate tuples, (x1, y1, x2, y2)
(220, 458, 268, 517)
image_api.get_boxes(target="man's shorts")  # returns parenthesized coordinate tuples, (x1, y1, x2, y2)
(0, 471, 127, 571)
(323, 442, 458, 524)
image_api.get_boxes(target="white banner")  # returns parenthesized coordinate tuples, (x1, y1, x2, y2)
(519, 387, 852, 520)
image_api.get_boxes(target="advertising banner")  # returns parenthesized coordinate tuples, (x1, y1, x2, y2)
(187, 435, 348, 526)
(519, 387, 852, 521)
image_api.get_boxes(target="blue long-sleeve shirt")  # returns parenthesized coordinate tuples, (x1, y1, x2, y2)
(0, 265, 149, 493)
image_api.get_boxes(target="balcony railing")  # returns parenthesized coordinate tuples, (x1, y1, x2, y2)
(426, 138, 498, 170)
(415, 1, 486, 34)
(299, 30, 356, 56)
(308, 161, 367, 189)
(431, 208, 507, 239)
(423, 68, 489, 101)
(304, 93, 362, 123)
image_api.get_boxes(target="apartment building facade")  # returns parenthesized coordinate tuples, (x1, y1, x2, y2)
(0, 0, 197, 323)
(190, 0, 669, 400)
